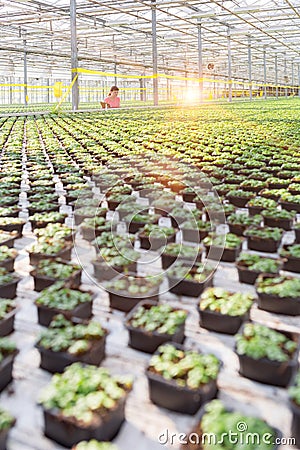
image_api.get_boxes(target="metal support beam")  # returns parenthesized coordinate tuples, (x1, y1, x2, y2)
(263, 47, 267, 100)
(151, 0, 158, 106)
(227, 27, 232, 102)
(275, 54, 278, 99)
(9, 76, 13, 105)
(114, 56, 117, 86)
(197, 19, 203, 102)
(284, 53, 288, 98)
(291, 60, 294, 92)
(248, 36, 252, 101)
(23, 38, 28, 105)
(70, 0, 79, 110)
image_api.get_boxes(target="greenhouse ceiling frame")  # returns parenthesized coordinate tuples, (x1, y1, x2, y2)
(0, 0, 300, 108)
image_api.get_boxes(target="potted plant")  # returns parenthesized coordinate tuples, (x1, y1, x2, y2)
(29, 211, 67, 229)
(244, 227, 282, 253)
(236, 252, 282, 284)
(280, 243, 300, 273)
(183, 399, 277, 450)
(28, 201, 59, 216)
(235, 322, 299, 386)
(0, 269, 20, 299)
(261, 208, 296, 231)
(255, 275, 300, 316)
(116, 202, 141, 221)
(39, 363, 133, 447)
(34, 223, 74, 242)
(31, 259, 82, 292)
(0, 338, 18, 392)
(36, 314, 107, 373)
(226, 189, 255, 208)
(180, 219, 212, 243)
(227, 213, 262, 236)
(93, 248, 140, 282)
(73, 442, 118, 450)
(240, 179, 267, 192)
(260, 188, 287, 201)
(29, 237, 74, 266)
(151, 197, 178, 216)
(0, 231, 19, 248)
(123, 212, 160, 234)
(0, 206, 20, 218)
(81, 216, 112, 241)
(204, 202, 235, 221)
(74, 206, 105, 226)
(104, 274, 162, 312)
(0, 217, 25, 235)
(289, 372, 300, 447)
(125, 301, 187, 353)
(198, 287, 254, 334)
(166, 262, 214, 297)
(138, 224, 176, 250)
(280, 193, 300, 213)
(146, 343, 220, 414)
(203, 233, 243, 262)
(35, 282, 93, 326)
(246, 196, 277, 216)
(106, 194, 135, 211)
(161, 243, 202, 269)
(0, 299, 16, 337)
(92, 232, 135, 254)
(0, 407, 16, 450)
(0, 246, 17, 272)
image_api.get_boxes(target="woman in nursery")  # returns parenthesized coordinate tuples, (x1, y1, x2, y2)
(101, 85, 120, 108)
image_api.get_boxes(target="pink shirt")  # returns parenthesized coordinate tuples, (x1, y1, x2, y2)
(104, 96, 120, 108)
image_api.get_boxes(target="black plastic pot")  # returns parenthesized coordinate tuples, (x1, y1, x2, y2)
(28, 205, 60, 216)
(0, 309, 16, 337)
(167, 274, 213, 297)
(139, 232, 176, 251)
(0, 221, 25, 234)
(161, 251, 202, 270)
(228, 223, 248, 236)
(295, 228, 300, 244)
(37, 335, 106, 373)
(93, 261, 137, 282)
(36, 298, 92, 327)
(198, 307, 250, 335)
(29, 244, 73, 266)
(31, 267, 82, 292)
(0, 235, 18, 248)
(125, 301, 186, 353)
(236, 326, 299, 387)
(282, 252, 300, 273)
(236, 262, 281, 285)
(146, 344, 218, 414)
(246, 235, 281, 253)
(43, 397, 127, 448)
(0, 256, 16, 272)
(181, 228, 209, 243)
(126, 218, 159, 235)
(263, 216, 294, 231)
(226, 194, 252, 208)
(30, 215, 66, 229)
(280, 200, 300, 213)
(109, 288, 159, 313)
(290, 400, 300, 448)
(0, 277, 20, 299)
(255, 275, 300, 316)
(181, 191, 197, 203)
(0, 351, 18, 392)
(205, 244, 242, 263)
(247, 205, 264, 216)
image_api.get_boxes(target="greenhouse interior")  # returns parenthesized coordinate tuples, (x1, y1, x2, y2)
(0, 1, 300, 450)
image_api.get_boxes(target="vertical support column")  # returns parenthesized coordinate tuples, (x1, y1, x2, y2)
(291, 60, 294, 95)
(248, 36, 252, 101)
(298, 63, 300, 98)
(263, 47, 267, 100)
(23, 38, 28, 105)
(227, 27, 232, 102)
(151, 0, 158, 106)
(46, 78, 50, 104)
(197, 19, 203, 102)
(9, 76, 13, 104)
(114, 57, 117, 86)
(275, 54, 278, 99)
(70, 0, 79, 110)
(284, 53, 288, 98)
